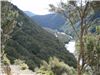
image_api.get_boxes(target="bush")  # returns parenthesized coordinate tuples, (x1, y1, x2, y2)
(20, 63, 29, 70)
(14, 59, 29, 70)
(2, 54, 10, 65)
(36, 57, 77, 75)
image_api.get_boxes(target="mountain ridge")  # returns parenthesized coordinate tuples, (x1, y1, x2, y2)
(31, 13, 66, 30)
(24, 11, 35, 17)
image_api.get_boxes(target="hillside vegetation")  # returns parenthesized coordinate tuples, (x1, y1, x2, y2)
(1, 1, 77, 71)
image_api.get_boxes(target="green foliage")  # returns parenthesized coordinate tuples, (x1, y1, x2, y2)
(1, 1, 18, 35)
(76, 32, 100, 75)
(14, 59, 29, 70)
(20, 63, 29, 70)
(1, 54, 10, 65)
(36, 57, 77, 75)
(96, 26, 100, 34)
(1, 1, 19, 66)
(84, 33, 100, 65)
(1, 1, 77, 71)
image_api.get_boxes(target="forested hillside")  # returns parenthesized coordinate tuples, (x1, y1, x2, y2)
(31, 13, 66, 29)
(1, 1, 77, 71)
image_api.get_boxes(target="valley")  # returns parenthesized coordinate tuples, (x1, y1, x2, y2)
(1, 0, 100, 75)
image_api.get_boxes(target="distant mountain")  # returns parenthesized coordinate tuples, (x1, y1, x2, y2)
(1, 1, 77, 71)
(31, 13, 66, 30)
(24, 2, 100, 36)
(60, 2, 100, 38)
(24, 11, 35, 17)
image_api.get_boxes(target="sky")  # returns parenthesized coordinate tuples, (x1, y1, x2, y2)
(9, 0, 67, 15)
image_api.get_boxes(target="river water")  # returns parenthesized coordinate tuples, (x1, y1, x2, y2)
(65, 40, 75, 53)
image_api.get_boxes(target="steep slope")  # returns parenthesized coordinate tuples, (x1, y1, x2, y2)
(1, 1, 77, 70)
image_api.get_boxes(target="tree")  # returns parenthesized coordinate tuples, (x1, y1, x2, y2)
(49, 0, 98, 75)
(83, 26, 100, 75)
(1, 1, 19, 75)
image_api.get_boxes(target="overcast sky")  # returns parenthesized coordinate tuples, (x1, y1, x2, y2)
(9, 0, 67, 15)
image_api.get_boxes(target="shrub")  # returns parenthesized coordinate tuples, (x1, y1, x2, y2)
(36, 57, 77, 75)
(2, 54, 10, 65)
(20, 63, 29, 70)
(14, 59, 29, 70)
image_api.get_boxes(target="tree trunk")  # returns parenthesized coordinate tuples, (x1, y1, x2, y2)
(77, 57, 81, 75)
(77, 12, 84, 75)
(3, 65, 12, 75)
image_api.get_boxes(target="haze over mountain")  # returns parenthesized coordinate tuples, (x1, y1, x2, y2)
(24, 11, 35, 17)
(31, 13, 66, 30)
(24, 4, 100, 38)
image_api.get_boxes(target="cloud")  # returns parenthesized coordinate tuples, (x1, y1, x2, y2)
(10, 0, 64, 15)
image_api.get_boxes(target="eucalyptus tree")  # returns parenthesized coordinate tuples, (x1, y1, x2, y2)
(49, 0, 99, 75)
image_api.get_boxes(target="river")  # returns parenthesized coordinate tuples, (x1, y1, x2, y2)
(65, 40, 75, 53)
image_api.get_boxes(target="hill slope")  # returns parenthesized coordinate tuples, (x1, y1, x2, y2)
(1, 1, 77, 70)
(31, 13, 66, 30)
(24, 11, 35, 17)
